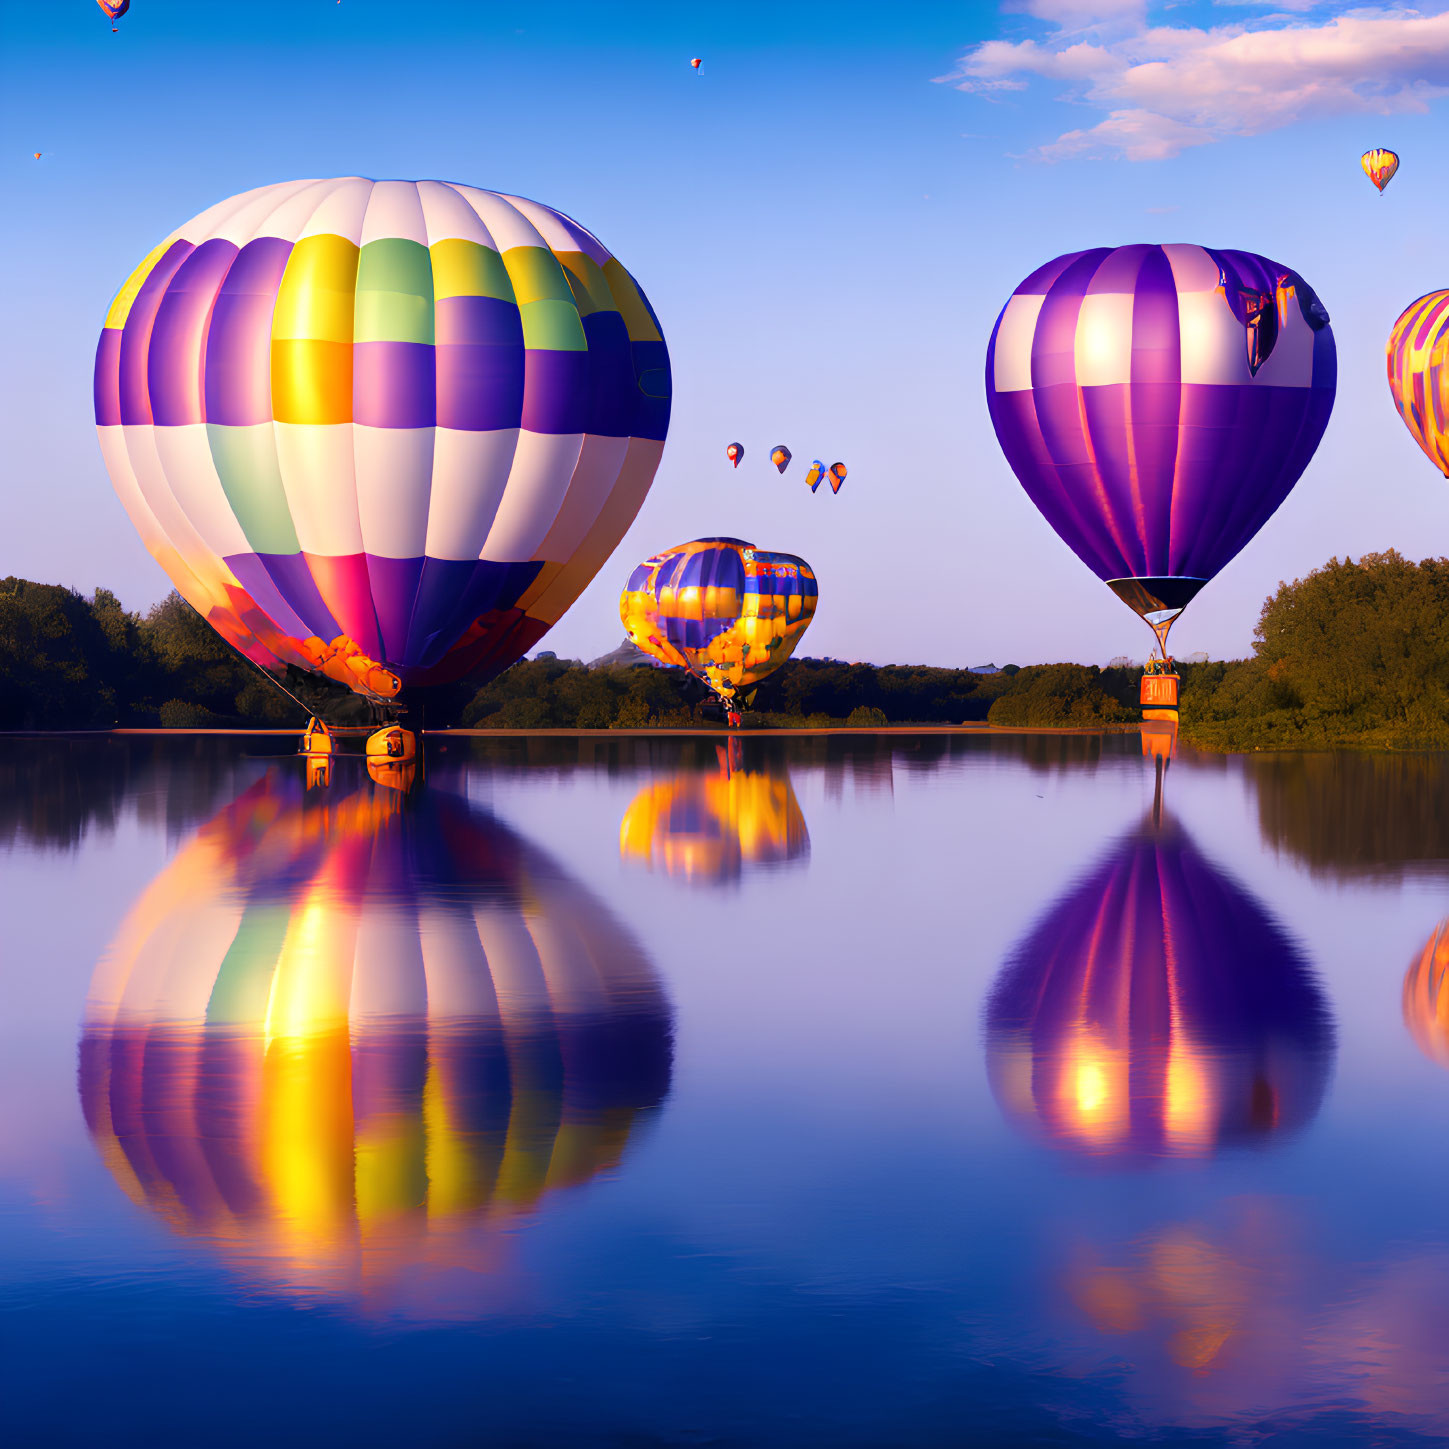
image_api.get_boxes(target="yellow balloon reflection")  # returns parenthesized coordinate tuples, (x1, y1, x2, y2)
(619, 758, 809, 882)
(986, 814, 1333, 1159)
(1403, 919, 1449, 1067)
(80, 775, 672, 1314)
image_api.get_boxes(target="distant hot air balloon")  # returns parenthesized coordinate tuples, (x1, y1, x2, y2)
(97, 0, 128, 26)
(620, 537, 817, 712)
(986, 812, 1334, 1160)
(770, 445, 792, 474)
(726, 441, 744, 468)
(1387, 290, 1449, 478)
(690, 57, 702, 70)
(1361, 148, 1399, 194)
(986, 245, 1336, 663)
(619, 764, 810, 882)
(805, 460, 826, 492)
(80, 773, 673, 1314)
(33, 153, 40, 160)
(828, 461, 846, 494)
(93, 178, 671, 706)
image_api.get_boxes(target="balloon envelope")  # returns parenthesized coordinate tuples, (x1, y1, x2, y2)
(828, 461, 846, 494)
(94, 178, 671, 701)
(985, 813, 1334, 1159)
(1362, 148, 1400, 193)
(620, 537, 817, 701)
(726, 441, 744, 468)
(805, 460, 825, 492)
(770, 445, 792, 473)
(985, 244, 1335, 637)
(1387, 290, 1449, 478)
(97, 0, 129, 16)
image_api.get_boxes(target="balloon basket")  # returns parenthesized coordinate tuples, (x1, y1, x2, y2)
(298, 717, 334, 756)
(1140, 672, 1179, 719)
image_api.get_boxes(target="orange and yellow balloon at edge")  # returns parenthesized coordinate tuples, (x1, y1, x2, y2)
(619, 538, 818, 704)
(1387, 289, 1449, 478)
(1361, 147, 1399, 193)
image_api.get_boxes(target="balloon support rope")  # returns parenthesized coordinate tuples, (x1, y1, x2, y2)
(208, 627, 324, 726)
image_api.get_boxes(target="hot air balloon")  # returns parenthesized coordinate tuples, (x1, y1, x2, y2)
(726, 441, 744, 468)
(986, 245, 1336, 666)
(619, 762, 810, 881)
(985, 811, 1334, 1160)
(619, 538, 817, 718)
(80, 772, 672, 1315)
(32, 153, 40, 160)
(93, 178, 671, 709)
(1387, 290, 1449, 478)
(690, 57, 702, 70)
(1362, 148, 1399, 194)
(828, 461, 846, 494)
(805, 460, 826, 492)
(770, 445, 792, 474)
(96, 0, 127, 26)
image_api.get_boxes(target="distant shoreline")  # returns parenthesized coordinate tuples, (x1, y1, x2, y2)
(2, 723, 1139, 740)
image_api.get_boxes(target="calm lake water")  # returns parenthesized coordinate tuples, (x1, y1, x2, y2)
(5, 732, 1449, 1446)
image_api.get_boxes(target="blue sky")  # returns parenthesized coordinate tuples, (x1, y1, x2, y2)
(4, 0, 1448, 667)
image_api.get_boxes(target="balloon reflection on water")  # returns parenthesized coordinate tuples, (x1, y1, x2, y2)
(1403, 920, 1449, 1067)
(80, 775, 672, 1313)
(619, 759, 809, 882)
(985, 813, 1334, 1160)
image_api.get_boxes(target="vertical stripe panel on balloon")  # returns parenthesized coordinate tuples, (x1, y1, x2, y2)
(524, 437, 664, 626)
(352, 424, 434, 660)
(154, 425, 252, 561)
(204, 237, 292, 427)
(422, 427, 522, 559)
(118, 240, 196, 425)
(271, 423, 364, 554)
(147, 238, 239, 426)
(97, 427, 216, 620)
(480, 431, 584, 561)
(529, 433, 630, 565)
(1130, 246, 1182, 575)
(117, 424, 235, 615)
(1027, 258, 1136, 578)
(302, 553, 384, 661)
(207, 425, 301, 556)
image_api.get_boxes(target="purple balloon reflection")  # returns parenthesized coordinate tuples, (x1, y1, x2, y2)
(985, 815, 1334, 1160)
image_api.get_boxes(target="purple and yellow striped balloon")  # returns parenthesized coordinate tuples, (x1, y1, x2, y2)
(94, 178, 671, 699)
(1387, 290, 1449, 479)
(986, 244, 1336, 652)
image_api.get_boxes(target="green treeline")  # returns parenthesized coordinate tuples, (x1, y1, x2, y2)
(4, 551, 1447, 748)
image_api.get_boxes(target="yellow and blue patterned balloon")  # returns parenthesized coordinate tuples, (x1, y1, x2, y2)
(619, 537, 817, 702)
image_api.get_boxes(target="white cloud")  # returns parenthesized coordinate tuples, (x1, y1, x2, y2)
(938, 4, 1449, 159)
